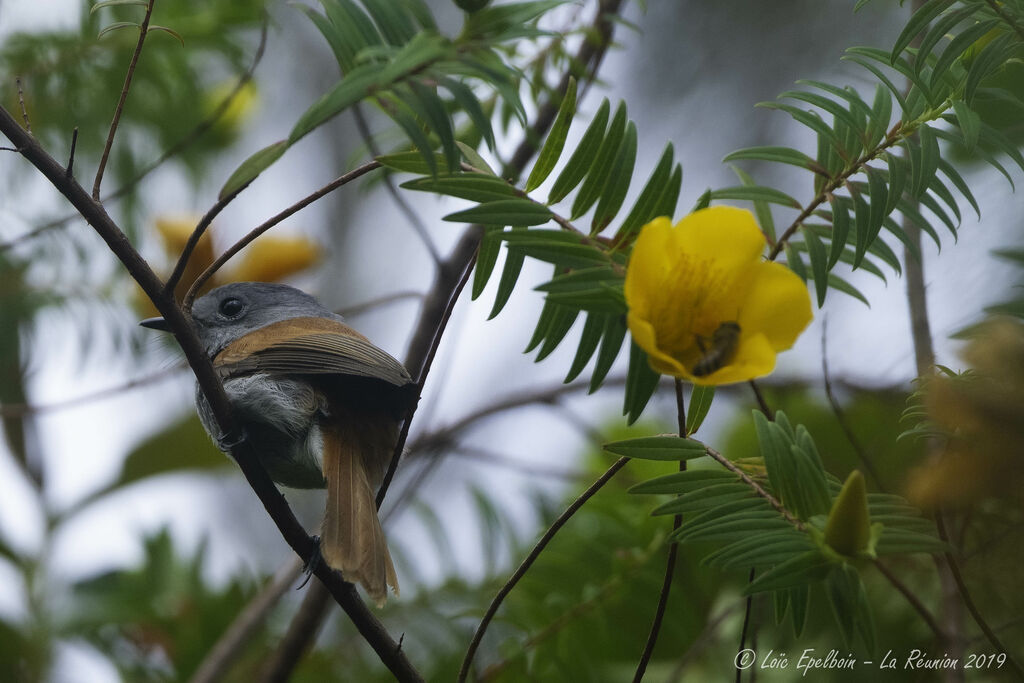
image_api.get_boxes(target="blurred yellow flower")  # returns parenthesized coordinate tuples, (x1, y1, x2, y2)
(202, 80, 258, 139)
(136, 215, 321, 316)
(624, 207, 812, 385)
(229, 235, 321, 283)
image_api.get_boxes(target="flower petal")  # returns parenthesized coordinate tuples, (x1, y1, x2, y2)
(627, 311, 689, 376)
(624, 216, 675, 318)
(690, 331, 777, 385)
(676, 206, 765, 273)
(738, 261, 813, 351)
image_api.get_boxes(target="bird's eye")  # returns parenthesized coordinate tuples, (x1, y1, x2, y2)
(219, 297, 244, 317)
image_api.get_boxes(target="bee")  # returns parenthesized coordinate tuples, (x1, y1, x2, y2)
(691, 321, 741, 377)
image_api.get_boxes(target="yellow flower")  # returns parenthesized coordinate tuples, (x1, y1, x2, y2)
(202, 81, 259, 139)
(625, 207, 812, 385)
(229, 235, 322, 283)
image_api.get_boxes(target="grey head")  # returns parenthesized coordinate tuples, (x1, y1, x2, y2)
(190, 282, 341, 358)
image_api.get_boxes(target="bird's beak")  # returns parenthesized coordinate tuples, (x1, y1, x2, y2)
(139, 316, 171, 332)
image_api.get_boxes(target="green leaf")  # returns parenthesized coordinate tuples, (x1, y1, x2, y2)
(603, 435, 706, 461)
(890, 0, 955, 63)
(758, 102, 846, 156)
(827, 196, 851, 270)
(709, 185, 801, 209)
(536, 267, 626, 313)
(623, 342, 661, 425)
(564, 312, 606, 382)
(502, 230, 608, 268)
(592, 121, 637, 232)
(929, 19, 1002, 90)
(937, 158, 979, 218)
(868, 83, 892, 148)
(615, 143, 675, 238)
(723, 146, 816, 170)
(589, 315, 626, 392)
(91, 0, 148, 11)
(548, 98, 610, 204)
(489, 241, 524, 319)
(825, 564, 862, 647)
(442, 79, 496, 151)
(964, 33, 1014, 105)
(842, 54, 908, 114)
(524, 299, 557, 353)
(377, 151, 447, 174)
(685, 385, 715, 436)
(361, 0, 417, 44)
(780, 89, 865, 139)
(472, 227, 503, 299)
(802, 226, 828, 307)
(883, 152, 906, 215)
(300, 4, 356, 73)
(97, 21, 139, 39)
(382, 91, 441, 176)
(732, 166, 776, 242)
(827, 273, 870, 307)
(147, 25, 184, 46)
(444, 199, 552, 226)
(456, 141, 496, 175)
(526, 76, 577, 192)
(745, 551, 834, 594)
(408, 80, 459, 171)
(785, 242, 807, 282)
(218, 140, 288, 199)
(290, 66, 381, 144)
(657, 164, 684, 218)
(535, 305, 579, 361)
(629, 469, 736, 495)
(402, 174, 517, 202)
(571, 102, 628, 220)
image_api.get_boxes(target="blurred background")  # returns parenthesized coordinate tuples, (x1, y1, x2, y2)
(1, 0, 1022, 680)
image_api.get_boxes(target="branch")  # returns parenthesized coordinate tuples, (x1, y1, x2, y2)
(871, 559, 946, 643)
(703, 444, 804, 530)
(457, 456, 629, 682)
(183, 160, 383, 306)
(189, 558, 304, 683)
(93, 0, 156, 200)
(0, 106, 424, 683)
(633, 379, 687, 682)
(258, 580, 332, 683)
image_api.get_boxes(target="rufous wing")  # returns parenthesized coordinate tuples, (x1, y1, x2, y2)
(319, 411, 398, 606)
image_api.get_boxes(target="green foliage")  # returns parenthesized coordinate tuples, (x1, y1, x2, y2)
(623, 408, 943, 649)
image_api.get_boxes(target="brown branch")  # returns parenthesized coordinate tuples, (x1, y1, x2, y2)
(183, 160, 383, 307)
(65, 127, 78, 178)
(703, 444, 804, 530)
(933, 515, 1024, 677)
(735, 567, 757, 683)
(457, 456, 630, 683)
(871, 559, 946, 643)
(93, 0, 156, 200)
(0, 105, 423, 683)
(259, 580, 333, 683)
(189, 558, 304, 683)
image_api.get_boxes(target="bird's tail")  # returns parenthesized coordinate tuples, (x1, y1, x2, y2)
(320, 413, 398, 606)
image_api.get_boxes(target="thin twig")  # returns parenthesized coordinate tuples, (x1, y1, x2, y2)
(704, 445, 804, 530)
(65, 128, 78, 178)
(735, 567, 756, 683)
(872, 559, 946, 643)
(457, 456, 630, 683)
(164, 182, 252, 297)
(820, 319, 886, 490)
(747, 380, 772, 419)
(932, 516, 1024, 678)
(259, 580, 332, 683)
(0, 365, 184, 418)
(189, 558, 304, 683)
(633, 380, 688, 681)
(444, 445, 590, 482)
(93, 0, 156, 200)
(183, 160, 383, 307)
(15, 77, 29, 134)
